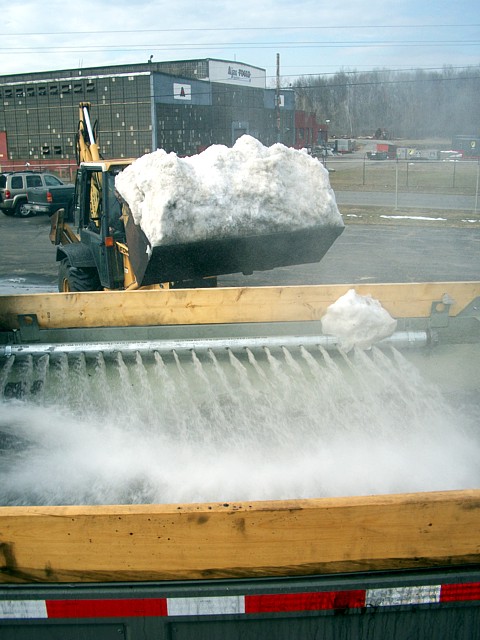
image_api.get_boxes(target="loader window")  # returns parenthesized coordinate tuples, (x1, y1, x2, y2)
(90, 172, 103, 229)
(80, 168, 103, 231)
(79, 167, 124, 237)
(105, 172, 124, 238)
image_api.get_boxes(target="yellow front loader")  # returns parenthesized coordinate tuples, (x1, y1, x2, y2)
(51, 103, 344, 292)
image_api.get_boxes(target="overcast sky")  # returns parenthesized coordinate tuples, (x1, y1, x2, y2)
(1, 0, 478, 82)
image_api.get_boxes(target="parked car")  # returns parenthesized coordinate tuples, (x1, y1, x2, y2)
(24, 180, 75, 220)
(366, 151, 388, 160)
(0, 171, 72, 218)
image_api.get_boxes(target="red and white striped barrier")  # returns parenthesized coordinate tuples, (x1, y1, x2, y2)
(1, 582, 479, 620)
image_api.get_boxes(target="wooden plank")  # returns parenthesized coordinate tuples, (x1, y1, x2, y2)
(0, 282, 479, 331)
(0, 490, 479, 583)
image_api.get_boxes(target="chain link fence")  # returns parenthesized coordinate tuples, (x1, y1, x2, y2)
(327, 157, 480, 213)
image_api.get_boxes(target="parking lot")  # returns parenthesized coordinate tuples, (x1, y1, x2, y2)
(1, 210, 479, 294)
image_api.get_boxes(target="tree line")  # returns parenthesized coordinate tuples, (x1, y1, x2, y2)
(292, 66, 480, 141)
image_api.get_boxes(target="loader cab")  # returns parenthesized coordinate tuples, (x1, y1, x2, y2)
(75, 164, 119, 230)
(74, 163, 101, 230)
(73, 161, 131, 289)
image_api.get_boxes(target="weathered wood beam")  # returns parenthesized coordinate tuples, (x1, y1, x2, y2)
(1, 282, 479, 331)
(1, 490, 479, 583)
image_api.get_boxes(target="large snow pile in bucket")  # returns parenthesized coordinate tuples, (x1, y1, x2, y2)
(115, 135, 343, 247)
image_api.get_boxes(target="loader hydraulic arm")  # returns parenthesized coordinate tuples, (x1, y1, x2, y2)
(76, 102, 102, 226)
(76, 102, 101, 164)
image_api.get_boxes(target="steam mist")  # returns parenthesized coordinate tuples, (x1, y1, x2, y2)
(1, 343, 478, 507)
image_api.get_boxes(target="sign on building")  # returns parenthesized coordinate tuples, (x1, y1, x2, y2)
(208, 60, 266, 89)
(174, 83, 192, 100)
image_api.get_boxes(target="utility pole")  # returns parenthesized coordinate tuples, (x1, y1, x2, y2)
(276, 53, 281, 143)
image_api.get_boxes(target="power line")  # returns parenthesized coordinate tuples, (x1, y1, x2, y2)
(280, 64, 480, 78)
(293, 74, 480, 90)
(1, 40, 478, 56)
(3, 24, 480, 37)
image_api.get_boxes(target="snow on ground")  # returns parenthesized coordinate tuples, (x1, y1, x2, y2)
(380, 215, 447, 221)
(0, 277, 56, 295)
(321, 289, 397, 351)
(115, 135, 343, 246)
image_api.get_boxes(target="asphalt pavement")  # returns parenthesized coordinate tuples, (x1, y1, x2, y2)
(1, 210, 479, 294)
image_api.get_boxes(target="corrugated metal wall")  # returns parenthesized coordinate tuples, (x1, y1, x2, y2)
(0, 61, 295, 164)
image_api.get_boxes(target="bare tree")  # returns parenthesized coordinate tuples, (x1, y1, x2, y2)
(292, 66, 480, 140)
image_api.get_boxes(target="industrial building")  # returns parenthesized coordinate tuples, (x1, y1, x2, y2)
(0, 58, 319, 176)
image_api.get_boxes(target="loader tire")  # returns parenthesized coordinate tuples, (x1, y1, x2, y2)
(58, 259, 101, 292)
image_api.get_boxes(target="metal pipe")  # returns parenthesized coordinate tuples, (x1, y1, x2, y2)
(0, 331, 431, 359)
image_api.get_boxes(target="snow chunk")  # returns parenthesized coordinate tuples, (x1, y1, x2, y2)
(321, 289, 397, 352)
(115, 135, 343, 246)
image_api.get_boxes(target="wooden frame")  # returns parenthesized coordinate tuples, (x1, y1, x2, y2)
(1, 282, 479, 331)
(1, 285, 479, 585)
(1, 490, 479, 584)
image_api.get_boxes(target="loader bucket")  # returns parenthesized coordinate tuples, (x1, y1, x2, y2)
(125, 215, 344, 286)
